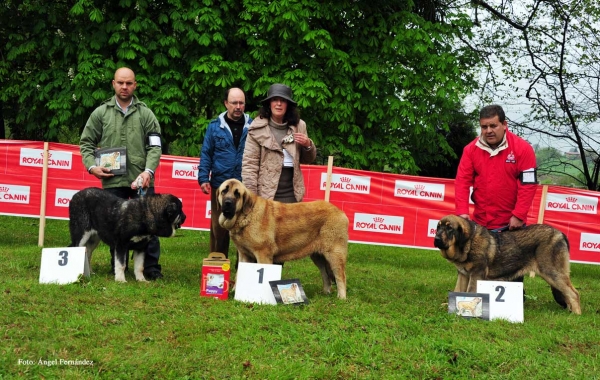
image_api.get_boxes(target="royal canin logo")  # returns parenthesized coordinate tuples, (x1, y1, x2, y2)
(415, 184, 425, 190)
(340, 177, 351, 183)
(0, 187, 8, 192)
(40, 152, 52, 159)
(373, 217, 384, 223)
(565, 197, 577, 203)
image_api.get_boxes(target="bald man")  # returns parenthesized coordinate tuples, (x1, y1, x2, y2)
(198, 87, 252, 256)
(80, 67, 164, 280)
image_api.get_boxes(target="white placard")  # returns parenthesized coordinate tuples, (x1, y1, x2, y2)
(39, 247, 90, 285)
(234, 262, 282, 305)
(477, 280, 524, 323)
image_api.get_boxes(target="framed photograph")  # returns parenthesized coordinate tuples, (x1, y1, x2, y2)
(269, 279, 309, 305)
(448, 292, 490, 320)
(94, 147, 127, 175)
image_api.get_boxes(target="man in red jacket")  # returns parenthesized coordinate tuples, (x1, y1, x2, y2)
(455, 104, 537, 231)
(455, 104, 537, 290)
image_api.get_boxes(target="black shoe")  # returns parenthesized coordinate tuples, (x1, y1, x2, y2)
(144, 271, 163, 281)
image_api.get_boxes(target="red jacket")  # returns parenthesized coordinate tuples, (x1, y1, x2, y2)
(455, 130, 537, 229)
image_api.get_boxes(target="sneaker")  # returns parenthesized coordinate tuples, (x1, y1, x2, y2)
(144, 271, 163, 281)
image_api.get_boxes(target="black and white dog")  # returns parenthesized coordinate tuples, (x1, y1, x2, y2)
(69, 187, 186, 282)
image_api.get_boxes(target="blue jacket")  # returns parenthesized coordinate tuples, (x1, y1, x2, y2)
(198, 111, 251, 188)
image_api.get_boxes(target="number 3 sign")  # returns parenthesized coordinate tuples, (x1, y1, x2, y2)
(39, 247, 90, 284)
(234, 262, 282, 305)
(477, 280, 524, 323)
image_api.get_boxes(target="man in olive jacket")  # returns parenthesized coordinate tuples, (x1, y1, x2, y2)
(79, 67, 163, 280)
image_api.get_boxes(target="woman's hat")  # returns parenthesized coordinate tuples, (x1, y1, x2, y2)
(262, 83, 297, 105)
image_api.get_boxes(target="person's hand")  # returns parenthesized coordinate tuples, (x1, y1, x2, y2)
(458, 214, 470, 220)
(508, 215, 524, 230)
(293, 133, 312, 148)
(200, 182, 211, 194)
(131, 171, 151, 190)
(90, 166, 114, 179)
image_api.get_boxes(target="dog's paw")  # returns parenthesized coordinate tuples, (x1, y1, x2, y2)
(115, 274, 127, 283)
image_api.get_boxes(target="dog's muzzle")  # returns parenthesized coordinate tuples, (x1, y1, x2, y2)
(221, 199, 236, 219)
(433, 234, 448, 250)
(175, 212, 186, 229)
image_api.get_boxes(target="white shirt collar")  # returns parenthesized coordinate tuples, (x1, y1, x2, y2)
(116, 98, 133, 114)
(475, 133, 508, 156)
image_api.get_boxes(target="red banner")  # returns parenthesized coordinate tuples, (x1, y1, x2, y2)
(1, 140, 599, 264)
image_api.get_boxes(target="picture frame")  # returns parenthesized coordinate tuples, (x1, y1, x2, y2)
(269, 279, 309, 305)
(448, 292, 490, 320)
(94, 147, 127, 175)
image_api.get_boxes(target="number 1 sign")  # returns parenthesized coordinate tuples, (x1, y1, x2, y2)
(477, 280, 524, 323)
(234, 262, 282, 305)
(39, 247, 89, 284)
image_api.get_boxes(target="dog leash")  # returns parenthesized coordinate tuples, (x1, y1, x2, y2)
(136, 176, 146, 197)
(490, 224, 527, 233)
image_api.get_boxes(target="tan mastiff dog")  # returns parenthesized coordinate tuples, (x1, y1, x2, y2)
(217, 179, 348, 299)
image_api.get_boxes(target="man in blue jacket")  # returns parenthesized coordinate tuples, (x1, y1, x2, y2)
(198, 88, 252, 257)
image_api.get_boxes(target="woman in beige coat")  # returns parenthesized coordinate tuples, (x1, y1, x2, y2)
(242, 83, 316, 203)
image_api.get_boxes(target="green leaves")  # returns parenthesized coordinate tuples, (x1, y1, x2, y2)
(1, 0, 478, 176)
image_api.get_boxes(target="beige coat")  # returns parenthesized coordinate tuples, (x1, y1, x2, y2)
(242, 116, 316, 201)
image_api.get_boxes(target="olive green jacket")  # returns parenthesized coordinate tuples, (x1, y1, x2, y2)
(80, 95, 161, 188)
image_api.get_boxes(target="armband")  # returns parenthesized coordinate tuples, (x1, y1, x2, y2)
(147, 132, 162, 147)
(519, 168, 537, 184)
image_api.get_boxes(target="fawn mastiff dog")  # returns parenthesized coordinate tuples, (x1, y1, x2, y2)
(217, 179, 349, 299)
(434, 215, 581, 314)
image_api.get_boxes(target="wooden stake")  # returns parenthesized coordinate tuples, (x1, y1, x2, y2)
(38, 142, 49, 247)
(324, 156, 334, 202)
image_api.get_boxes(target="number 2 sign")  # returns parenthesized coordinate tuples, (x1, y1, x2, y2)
(477, 280, 524, 323)
(234, 262, 282, 305)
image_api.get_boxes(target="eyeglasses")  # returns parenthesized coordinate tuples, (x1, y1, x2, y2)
(228, 101, 245, 106)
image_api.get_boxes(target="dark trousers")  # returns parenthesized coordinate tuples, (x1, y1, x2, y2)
(273, 191, 296, 268)
(104, 186, 162, 275)
(210, 187, 230, 257)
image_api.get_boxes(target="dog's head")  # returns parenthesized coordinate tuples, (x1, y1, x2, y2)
(164, 194, 186, 230)
(216, 179, 255, 229)
(434, 215, 472, 261)
(148, 194, 186, 237)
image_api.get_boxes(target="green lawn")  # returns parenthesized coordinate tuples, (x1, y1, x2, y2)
(1, 215, 599, 379)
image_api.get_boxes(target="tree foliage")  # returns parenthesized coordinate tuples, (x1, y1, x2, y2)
(467, 0, 600, 190)
(0, 0, 479, 175)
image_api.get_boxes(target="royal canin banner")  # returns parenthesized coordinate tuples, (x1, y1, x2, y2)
(1, 140, 599, 264)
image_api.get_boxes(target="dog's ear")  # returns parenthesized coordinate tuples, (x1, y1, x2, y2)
(215, 183, 224, 212)
(242, 189, 254, 215)
(165, 201, 179, 219)
(455, 220, 472, 251)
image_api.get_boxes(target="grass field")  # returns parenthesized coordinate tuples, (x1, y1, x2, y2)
(1, 215, 599, 379)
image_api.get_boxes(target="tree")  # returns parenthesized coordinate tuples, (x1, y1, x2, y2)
(414, 110, 477, 178)
(467, 0, 600, 190)
(0, 0, 479, 175)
